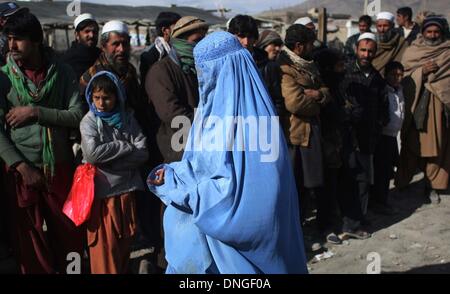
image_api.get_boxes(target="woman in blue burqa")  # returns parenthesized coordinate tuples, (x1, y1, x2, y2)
(147, 31, 308, 274)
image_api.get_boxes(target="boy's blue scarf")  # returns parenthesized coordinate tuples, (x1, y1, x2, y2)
(85, 71, 126, 129)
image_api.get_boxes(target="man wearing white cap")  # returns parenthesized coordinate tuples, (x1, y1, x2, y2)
(293, 16, 325, 52)
(338, 31, 389, 240)
(372, 11, 408, 74)
(294, 16, 315, 31)
(61, 13, 100, 80)
(80, 20, 148, 123)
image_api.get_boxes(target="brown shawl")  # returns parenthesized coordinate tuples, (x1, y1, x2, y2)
(372, 32, 408, 74)
(80, 52, 141, 112)
(80, 52, 138, 92)
(401, 36, 450, 109)
(395, 37, 450, 188)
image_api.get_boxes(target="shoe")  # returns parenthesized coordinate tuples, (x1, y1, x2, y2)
(139, 259, 156, 274)
(429, 190, 441, 204)
(340, 229, 371, 240)
(311, 242, 323, 252)
(325, 232, 342, 245)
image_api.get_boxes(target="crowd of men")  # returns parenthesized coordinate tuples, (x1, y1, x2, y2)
(0, 1, 449, 273)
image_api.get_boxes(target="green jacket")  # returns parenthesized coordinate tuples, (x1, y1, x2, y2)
(0, 52, 83, 168)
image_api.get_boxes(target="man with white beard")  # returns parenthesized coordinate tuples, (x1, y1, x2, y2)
(372, 12, 408, 75)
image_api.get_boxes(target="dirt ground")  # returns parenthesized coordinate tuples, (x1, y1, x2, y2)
(1, 175, 449, 274)
(307, 174, 450, 274)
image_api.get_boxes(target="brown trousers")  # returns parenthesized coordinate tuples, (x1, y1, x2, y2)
(87, 192, 137, 274)
(5, 165, 85, 274)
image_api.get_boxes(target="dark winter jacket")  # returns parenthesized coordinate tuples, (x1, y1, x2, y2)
(146, 55, 199, 163)
(60, 41, 101, 81)
(253, 47, 285, 115)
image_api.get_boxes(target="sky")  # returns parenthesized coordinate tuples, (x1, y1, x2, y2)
(77, 0, 305, 14)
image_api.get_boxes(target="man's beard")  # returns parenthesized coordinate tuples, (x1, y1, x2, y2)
(357, 57, 372, 70)
(424, 37, 444, 46)
(82, 38, 96, 48)
(377, 29, 394, 43)
(106, 53, 129, 75)
(10, 50, 23, 61)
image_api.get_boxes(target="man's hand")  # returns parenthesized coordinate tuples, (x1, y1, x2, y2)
(304, 89, 323, 101)
(147, 169, 165, 186)
(15, 162, 46, 190)
(6, 106, 38, 128)
(423, 60, 439, 76)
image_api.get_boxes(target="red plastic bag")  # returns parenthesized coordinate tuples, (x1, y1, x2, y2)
(63, 163, 96, 226)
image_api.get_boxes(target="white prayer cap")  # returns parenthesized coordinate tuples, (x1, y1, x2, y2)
(294, 16, 313, 26)
(74, 13, 96, 30)
(357, 32, 377, 42)
(376, 12, 395, 22)
(101, 20, 129, 36)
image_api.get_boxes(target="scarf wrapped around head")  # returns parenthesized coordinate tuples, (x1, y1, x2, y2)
(154, 36, 172, 58)
(3, 54, 58, 178)
(255, 30, 283, 50)
(170, 38, 196, 75)
(85, 71, 127, 129)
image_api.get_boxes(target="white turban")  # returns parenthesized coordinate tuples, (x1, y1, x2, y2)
(102, 20, 129, 36)
(294, 16, 313, 26)
(376, 12, 395, 23)
(357, 32, 377, 42)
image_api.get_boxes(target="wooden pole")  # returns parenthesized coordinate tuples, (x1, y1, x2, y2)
(318, 7, 327, 44)
(135, 24, 141, 47)
(65, 27, 70, 50)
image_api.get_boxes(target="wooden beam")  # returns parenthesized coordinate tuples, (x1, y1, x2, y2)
(318, 7, 327, 44)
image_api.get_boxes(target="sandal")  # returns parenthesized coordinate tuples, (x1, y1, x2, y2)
(340, 229, 371, 240)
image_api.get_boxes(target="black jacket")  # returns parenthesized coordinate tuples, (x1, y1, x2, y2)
(60, 41, 101, 80)
(339, 62, 389, 155)
(396, 23, 421, 45)
(252, 47, 285, 116)
(140, 45, 167, 85)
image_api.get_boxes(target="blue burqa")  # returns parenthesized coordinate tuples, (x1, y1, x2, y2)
(148, 31, 308, 274)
